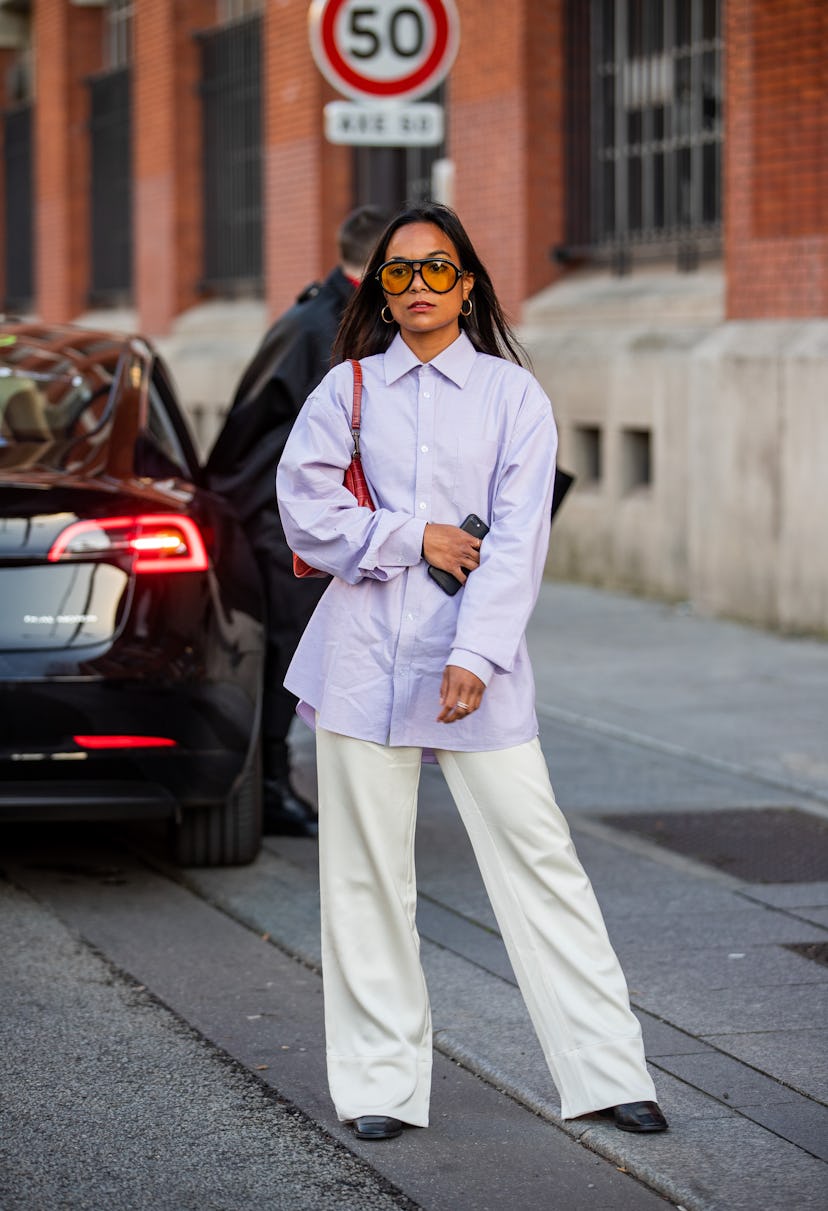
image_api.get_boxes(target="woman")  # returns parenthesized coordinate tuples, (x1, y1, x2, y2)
(276, 204, 667, 1142)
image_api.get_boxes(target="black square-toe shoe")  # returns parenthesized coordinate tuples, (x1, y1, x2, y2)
(351, 1115, 404, 1141)
(605, 1101, 668, 1132)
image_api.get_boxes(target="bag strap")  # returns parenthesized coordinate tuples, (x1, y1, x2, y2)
(348, 358, 363, 457)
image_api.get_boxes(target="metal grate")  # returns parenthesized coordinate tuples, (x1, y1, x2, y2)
(3, 104, 34, 311)
(563, 0, 723, 270)
(88, 68, 133, 304)
(601, 808, 828, 884)
(198, 15, 263, 295)
(784, 943, 828, 969)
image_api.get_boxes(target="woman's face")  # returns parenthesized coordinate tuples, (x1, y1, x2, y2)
(380, 221, 474, 359)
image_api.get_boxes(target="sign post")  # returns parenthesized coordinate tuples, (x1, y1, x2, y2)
(308, 0, 460, 146)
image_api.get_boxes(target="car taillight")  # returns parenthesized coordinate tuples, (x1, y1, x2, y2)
(47, 514, 208, 573)
(73, 735, 178, 749)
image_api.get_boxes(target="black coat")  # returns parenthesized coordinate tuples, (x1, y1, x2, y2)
(206, 267, 354, 646)
(206, 266, 354, 523)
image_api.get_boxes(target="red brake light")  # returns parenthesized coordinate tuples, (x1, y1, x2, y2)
(73, 735, 178, 749)
(48, 514, 208, 573)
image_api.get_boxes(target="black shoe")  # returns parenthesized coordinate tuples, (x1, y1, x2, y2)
(351, 1116, 403, 1141)
(262, 776, 318, 838)
(602, 1101, 668, 1133)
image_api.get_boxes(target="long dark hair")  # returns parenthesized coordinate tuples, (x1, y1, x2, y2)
(332, 203, 527, 366)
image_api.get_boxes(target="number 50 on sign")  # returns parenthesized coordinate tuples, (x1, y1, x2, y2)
(309, 0, 460, 103)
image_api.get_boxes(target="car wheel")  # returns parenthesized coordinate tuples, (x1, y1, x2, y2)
(170, 740, 262, 867)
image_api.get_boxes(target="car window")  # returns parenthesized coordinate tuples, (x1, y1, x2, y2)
(0, 369, 110, 443)
(135, 378, 192, 480)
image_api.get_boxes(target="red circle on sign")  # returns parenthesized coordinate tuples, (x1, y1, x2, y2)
(319, 0, 453, 99)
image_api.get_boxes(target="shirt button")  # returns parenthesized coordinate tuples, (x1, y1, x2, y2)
(419, 502, 427, 510)
(407, 612, 415, 621)
(423, 391, 431, 398)
(421, 445, 429, 453)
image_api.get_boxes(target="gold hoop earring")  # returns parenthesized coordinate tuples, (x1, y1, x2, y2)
(460, 298, 473, 317)
(381, 305, 395, 324)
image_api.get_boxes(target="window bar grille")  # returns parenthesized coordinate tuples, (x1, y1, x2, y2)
(198, 14, 263, 293)
(3, 104, 33, 310)
(664, 0, 676, 241)
(88, 68, 133, 302)
(561, 0, 723, 271)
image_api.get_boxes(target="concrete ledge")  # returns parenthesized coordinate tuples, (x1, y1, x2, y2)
(521, 272, 828, 634)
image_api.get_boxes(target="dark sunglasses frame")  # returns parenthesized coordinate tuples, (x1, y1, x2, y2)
(376, 258, 464, 294)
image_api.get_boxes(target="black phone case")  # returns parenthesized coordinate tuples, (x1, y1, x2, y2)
(427, 514, 490, 596)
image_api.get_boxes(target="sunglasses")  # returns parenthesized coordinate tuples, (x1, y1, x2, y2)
(376, 258, 464, 295)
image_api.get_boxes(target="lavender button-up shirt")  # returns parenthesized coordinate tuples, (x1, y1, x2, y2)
(276, 332, 558, 753)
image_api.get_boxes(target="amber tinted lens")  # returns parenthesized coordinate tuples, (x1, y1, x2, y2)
(420, 260, 460, 291)
(379, 262, 414, 293)
(378, 259, 461, 293)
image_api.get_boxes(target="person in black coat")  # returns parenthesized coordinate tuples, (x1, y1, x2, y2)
(206, 205, 389, 836)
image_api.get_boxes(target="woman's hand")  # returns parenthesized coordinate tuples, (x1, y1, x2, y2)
(437, 665, 486, 723)
(422, 522, 481, 586)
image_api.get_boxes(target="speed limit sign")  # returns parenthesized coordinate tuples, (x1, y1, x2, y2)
(309, 0, 460, 103)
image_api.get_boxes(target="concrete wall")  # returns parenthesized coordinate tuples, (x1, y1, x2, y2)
(522, 271, 828, 636)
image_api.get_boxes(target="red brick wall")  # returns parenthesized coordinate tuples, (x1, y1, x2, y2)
(726, 0, 828, 318)
(451, 0, 563, 321)
(134, 0, 213, 335)
(525, 0, 566, 300)
(34, 0, 103, 322)
(263, 2, 352, 320)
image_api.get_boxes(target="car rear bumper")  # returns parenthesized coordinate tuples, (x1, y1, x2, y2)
(0, 779, 178, 821)
(0, 745, 249, 820)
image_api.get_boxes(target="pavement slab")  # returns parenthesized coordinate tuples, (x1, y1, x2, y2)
(527, 584, 828, 806)
(536, 716, 798, 813)
(632, 981, 828, 1036)
(696, 1030, 828, 1106)
(741, 882, 828, 910)
(655, 1051, 803, 1107)
(623, 944, 828, 999)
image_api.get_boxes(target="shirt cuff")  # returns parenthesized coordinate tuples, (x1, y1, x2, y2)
(367, 517, 428, 573)
(448, 648, 495, 686)
(394, 517, 428, 566)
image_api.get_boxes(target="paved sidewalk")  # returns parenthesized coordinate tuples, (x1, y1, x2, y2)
(277, 581, 828, 1209)
(527, 581, 828, 810)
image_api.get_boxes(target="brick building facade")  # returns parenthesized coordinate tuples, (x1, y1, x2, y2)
(725, 0, 828, 318)
(1, 1, 826, 631)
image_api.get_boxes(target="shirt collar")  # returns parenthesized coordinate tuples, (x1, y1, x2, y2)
(384, 331, 477, 388)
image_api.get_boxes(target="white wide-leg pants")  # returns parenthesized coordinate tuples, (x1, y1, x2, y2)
(316, 728, 657, 1126)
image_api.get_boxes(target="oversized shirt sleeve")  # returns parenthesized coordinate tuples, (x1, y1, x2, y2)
(276, 365, 426, 583)
(449, 378, 558, 683)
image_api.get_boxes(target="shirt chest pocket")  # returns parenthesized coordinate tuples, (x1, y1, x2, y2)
(452, 438, 501, 517)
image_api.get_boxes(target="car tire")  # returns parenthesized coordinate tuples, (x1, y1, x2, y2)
(170, 739, 262, 867)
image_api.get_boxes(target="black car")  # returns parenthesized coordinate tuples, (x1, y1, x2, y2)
(0, 321, 264, 865)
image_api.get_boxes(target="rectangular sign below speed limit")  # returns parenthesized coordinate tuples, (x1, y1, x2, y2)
(324, 101, 444, 146)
